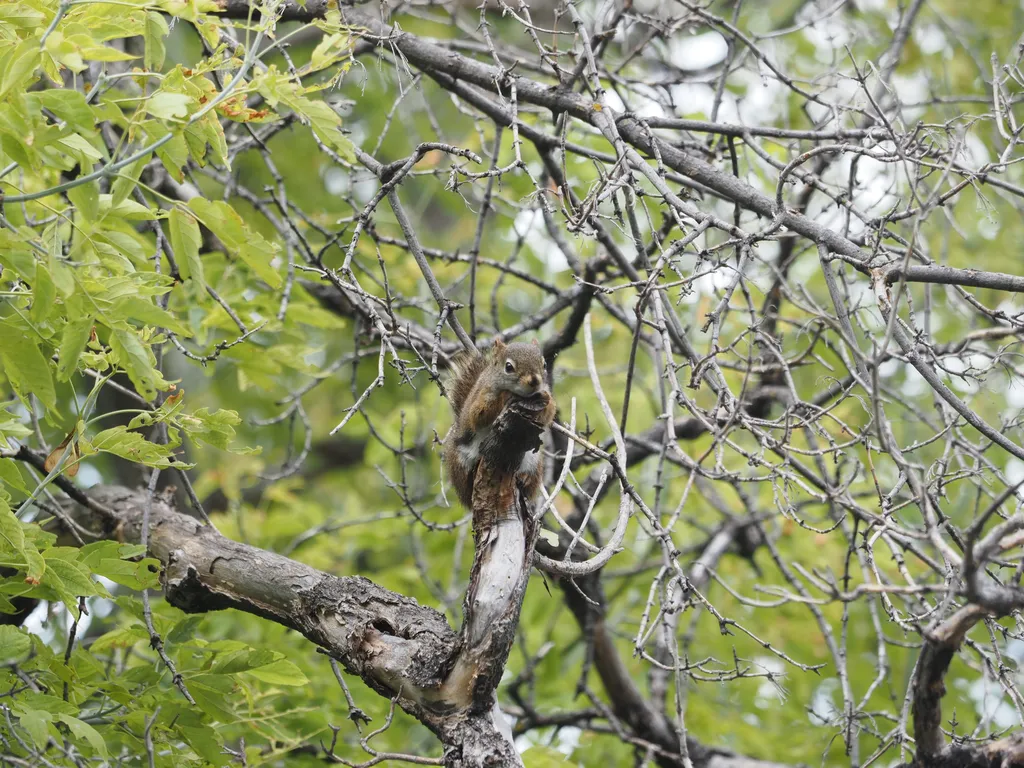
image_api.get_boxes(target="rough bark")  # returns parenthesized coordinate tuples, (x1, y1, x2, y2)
(36, 392, 547, 766)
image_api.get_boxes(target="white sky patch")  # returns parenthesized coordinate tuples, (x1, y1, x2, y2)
(514, 725, 582, 757)
(323, 166, 348, 196)
(943, 355, 982, 396)
(914, 23, 949, 56)
(753, 656, 786, 708)
(1004, 457, 1024, 486)
(977, 216, 1001, 240)
(748, 78, 787, 120)
(629, 89, 670, 120)
(878, 358, 901, 379)
(22, 602, 54, 643)
(670, 82, 718, 119)
(850, 154, 901, 220)
(892, 70, 931, 120)
(76, 463, 103, 489)
(965, 676, 1020, 729)
(511, 209, 569, 273)
(347, 124, 367, 150)
(1005, 381, 1024, 410)
(1007, 639, 1024, 663)
(964, 132, 994, 167)
(667, 31, 729, 73)
(902, 365, 929, 397)
(602, 87, 627, 113)
(800, 11, 852, 63)
(809, 678, 840, 724)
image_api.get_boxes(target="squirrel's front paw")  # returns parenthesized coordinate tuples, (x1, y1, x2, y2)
(513, 391, 550, 414)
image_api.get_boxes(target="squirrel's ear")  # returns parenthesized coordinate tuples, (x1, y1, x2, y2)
(493, 338, 506, 355)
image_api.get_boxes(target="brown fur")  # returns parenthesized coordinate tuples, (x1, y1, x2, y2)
(443, 339, 554, 510)
(446, 350, 488, 416)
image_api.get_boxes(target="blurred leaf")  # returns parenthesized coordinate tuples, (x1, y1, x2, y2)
(169, 206, 205, 289)
(188, 198, 282, 288)
(0, 626, 30, 662)
(0, 323, 56, 412)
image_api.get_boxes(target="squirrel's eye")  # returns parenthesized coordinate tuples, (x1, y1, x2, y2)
(505, 360, 515, 374)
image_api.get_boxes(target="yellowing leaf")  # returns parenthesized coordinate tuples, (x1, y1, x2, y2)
(147, 92, 192, 120)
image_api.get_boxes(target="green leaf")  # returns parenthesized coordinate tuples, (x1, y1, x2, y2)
(111, 296, 192, 336)
(0, 39, 41, 102)
(59, 715, 108, 757)
(24, 548, 45, 587)
(211, 648, 275, 675)
(110, 155, 149, 207)
(98, 194, 156, 221)
(0, 323, 56, 412)
(0, 407, 32, 450)
(44, 550, 100, 596)
(0, 625, 30, 662)
(40, 553, 100, 615)
(155, 129, 189, 180)
(147, 91, 192, 120)
(180, 408, 244, 451)
(188, 675, 238, 722)
(30, 264, 56, 325)
(67, 179, 100, 222)
(144, 11, 168, 71)
(57, 132, 103, 161)
(179, 724, 228, 766)
(188, 198, 282, 288)
(18, 709, 51, 750)
(0, 497, 26, 558)
(0, 458, 29, 494)
(127, 390, 186, 429)
(80, 541, 147, 566)
(89, 556, 161, 590)
(168, 207, 205, 289)
(521, 746, 572, 766)
(310, 31, 354, 72)
(257, 67, 354, 161)
(288, 302, 348, 329)
(245, 659, 309, 686)
(90, 624, 149, 653)
(48, 236, 74, 297)
(0, 5, 45, 27)
(34, 89, 96, 134)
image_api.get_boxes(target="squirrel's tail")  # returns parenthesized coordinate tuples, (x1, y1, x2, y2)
(446, 350, 486, 414)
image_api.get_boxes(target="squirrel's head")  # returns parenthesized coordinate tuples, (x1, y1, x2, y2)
(491, 338, 546, 397)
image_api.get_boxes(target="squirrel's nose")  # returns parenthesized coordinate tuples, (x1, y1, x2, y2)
(527, 374, 540, 389)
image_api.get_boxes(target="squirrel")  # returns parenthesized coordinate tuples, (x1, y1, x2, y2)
(443, 339, 556, 510)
